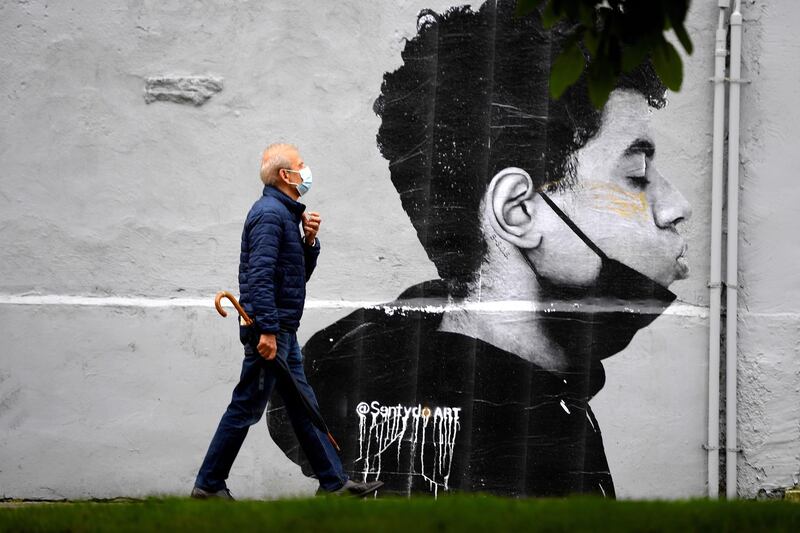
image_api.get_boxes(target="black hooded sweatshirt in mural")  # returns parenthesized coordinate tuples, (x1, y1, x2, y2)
(267, 280, 615, 498)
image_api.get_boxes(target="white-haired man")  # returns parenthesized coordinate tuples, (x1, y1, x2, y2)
(192, 143, 383, 499)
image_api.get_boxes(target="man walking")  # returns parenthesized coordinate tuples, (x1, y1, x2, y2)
(192, 143, 383, 499)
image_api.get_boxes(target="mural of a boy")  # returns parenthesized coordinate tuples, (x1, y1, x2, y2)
(269, 0, 691, 497)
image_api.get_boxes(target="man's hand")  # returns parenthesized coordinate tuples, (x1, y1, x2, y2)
(302, 211, 321, 246)
(257, 333, 277, 360)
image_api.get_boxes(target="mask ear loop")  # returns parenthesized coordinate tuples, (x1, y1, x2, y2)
(537, 191, 609, 262)
(282, 168, 302, 188)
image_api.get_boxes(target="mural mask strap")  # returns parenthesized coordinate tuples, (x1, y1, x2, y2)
(537, 191, 608, 262)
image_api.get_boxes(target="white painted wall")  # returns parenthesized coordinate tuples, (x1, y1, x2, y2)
(734, 0, 800, 497)
(0, 0, 797, 499)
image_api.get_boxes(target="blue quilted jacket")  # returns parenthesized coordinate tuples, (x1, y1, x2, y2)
(239, 185, 320, 334)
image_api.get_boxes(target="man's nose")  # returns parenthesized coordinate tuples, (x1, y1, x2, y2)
(650, 170, 692, 229)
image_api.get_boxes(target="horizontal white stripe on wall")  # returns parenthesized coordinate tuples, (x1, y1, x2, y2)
(0, 293, 717, 318)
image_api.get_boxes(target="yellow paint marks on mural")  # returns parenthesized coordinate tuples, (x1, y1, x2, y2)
(587, 183, 649, 220)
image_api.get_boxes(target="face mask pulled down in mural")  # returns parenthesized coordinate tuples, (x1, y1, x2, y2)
(524, 191, 677, 365)
(284, 166, 313, 196)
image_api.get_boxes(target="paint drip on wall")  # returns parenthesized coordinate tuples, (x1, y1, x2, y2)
(355, 401, 461, 497)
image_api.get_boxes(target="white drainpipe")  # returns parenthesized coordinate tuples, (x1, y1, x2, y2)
(726, 0, 744, 500)
(707, 0, 729, 500)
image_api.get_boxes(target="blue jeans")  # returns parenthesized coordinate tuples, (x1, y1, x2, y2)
(195, 330, 348, 492)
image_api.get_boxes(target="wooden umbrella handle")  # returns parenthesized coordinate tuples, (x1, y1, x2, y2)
(327, 431, 341, 452)
(214, 291, 253, 326)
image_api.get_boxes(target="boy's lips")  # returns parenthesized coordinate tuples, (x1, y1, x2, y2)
(675, 243, 689, 279)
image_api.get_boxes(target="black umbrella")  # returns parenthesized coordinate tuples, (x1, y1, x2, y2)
(214, 291, 341, 451)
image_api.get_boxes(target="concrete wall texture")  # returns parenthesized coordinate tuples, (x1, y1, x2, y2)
(0, 0, 797, 499)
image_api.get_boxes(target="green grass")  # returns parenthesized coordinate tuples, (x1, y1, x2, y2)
(0, 496, 798, 532)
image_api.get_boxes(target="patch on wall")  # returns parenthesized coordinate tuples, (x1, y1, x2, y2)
(143, 76, 223, 106)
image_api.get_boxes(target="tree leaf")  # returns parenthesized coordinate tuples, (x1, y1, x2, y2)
(514, 0, 543, 17)
(651, 39, 683, 91)
(550, 42, 586, 99)
(665, 0, 692, 53)
(621, 43, 649, 73)
(665, 0, 690, 28)
(541, 1, 562, 28)
(671, 22, 693, 54)
(587, 59, 617, 109)
(576, 3, 594, 27)
(583, 30, 600, 56)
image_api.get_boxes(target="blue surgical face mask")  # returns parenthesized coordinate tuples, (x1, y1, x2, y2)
(284, 166, 313, 196)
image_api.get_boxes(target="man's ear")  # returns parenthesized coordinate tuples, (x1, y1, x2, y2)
(485, 167, 543, 249)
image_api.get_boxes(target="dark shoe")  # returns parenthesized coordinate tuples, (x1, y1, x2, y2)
(318, 479, 384, 498)
(191, 486, 235, 500)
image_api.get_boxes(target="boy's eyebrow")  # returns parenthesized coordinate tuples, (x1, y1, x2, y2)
(624, 138, 655, 158)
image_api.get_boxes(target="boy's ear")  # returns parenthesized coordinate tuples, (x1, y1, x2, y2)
(485, 167, 542, 249)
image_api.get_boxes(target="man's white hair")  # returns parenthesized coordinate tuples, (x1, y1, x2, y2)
(260, 143, 298, 186)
